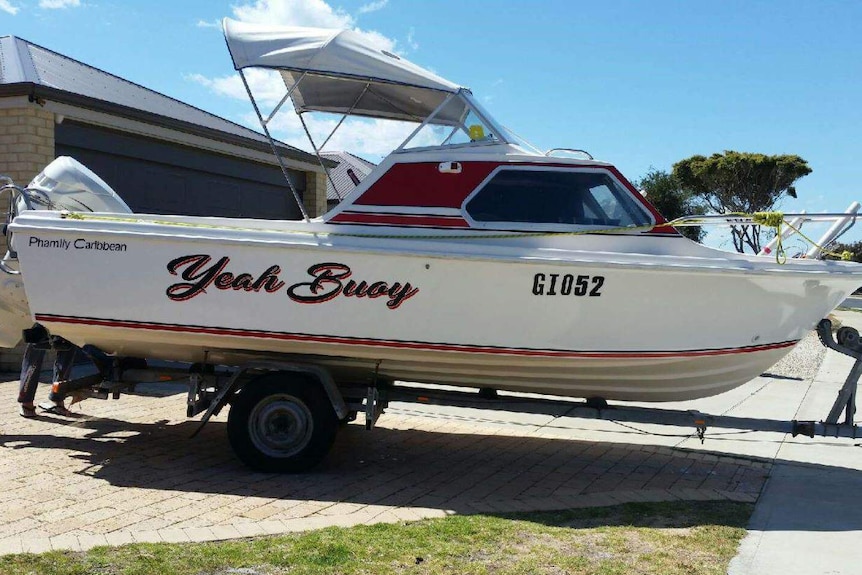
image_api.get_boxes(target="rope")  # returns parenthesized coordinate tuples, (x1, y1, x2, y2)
(782, 219, 853, 261)
(752, 212, 787, 264)
(58, 210, 854, 262)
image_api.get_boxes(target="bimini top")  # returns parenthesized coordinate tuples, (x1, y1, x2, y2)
(222, 18, 464, 123)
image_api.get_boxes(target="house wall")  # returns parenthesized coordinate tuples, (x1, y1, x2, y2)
(0, 105, 56, 230)
(0, 106, 56, 371)
(0, 105, 55, 184)
(305, 171, 329, 217)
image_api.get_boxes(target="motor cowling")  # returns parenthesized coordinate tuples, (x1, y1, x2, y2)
(21, 156, 132, 214)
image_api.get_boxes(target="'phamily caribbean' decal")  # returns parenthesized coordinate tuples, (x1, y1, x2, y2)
(165, 255, 420, 310)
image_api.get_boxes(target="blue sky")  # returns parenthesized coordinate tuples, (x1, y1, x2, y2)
(3, 0, 862, 245)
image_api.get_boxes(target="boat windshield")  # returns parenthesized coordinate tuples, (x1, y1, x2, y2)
(397, 91, 506, 151)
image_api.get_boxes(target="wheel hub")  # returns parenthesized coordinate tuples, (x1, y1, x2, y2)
(248, 394, 314, 458)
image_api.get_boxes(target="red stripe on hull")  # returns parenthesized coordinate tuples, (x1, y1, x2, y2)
(36, 314, 797, 359)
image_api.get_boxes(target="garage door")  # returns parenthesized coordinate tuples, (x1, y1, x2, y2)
(56, 121, 305, 219)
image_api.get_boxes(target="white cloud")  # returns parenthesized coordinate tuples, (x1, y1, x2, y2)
(39, 0, 80, 8)
(263, 111, 424, 159)
(196, 19, 221, 29)
(0, 0, 20, 15)
(190, 0, 415, 157)
(358, 0, 388, 14)
(233, 0, 353, 28)
(188, 68, 287, 107)
(406, 27, 419, 51)
(229, 0, 396, 52)
(349, 28, 396, 52)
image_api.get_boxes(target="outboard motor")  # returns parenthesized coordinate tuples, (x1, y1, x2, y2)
(21, 156, 132, 214)
(0, 157, 132, 347)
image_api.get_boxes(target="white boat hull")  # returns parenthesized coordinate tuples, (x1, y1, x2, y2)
(11, 212, 862, 401)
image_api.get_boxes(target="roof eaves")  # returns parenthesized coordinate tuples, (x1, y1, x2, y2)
(0, 82, 334, 167)
(1, 36, 332, 168)
(341, 150, 376, 169)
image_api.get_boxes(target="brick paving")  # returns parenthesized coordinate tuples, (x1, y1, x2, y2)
(0, 378, 770, 554)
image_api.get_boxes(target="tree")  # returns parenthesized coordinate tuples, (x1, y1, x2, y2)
(826, 240, 862, 263)
(673, 151, 812, 253)
(635, 169, 705, 242)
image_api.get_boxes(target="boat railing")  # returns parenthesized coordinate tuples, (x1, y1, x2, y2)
(668, 205, 860, 260)
(754, 203, 860, 258)
(545, 148, 594, 160)
(0, 176, 37, 275)
(806, 201, 860, 258)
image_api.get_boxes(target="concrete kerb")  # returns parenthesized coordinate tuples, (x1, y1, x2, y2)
(726, 309, 862, 575)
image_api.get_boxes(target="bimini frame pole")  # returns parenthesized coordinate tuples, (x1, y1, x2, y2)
(239, 69, 310, 222)
(394, 92, 456, 153)
(297, 114, 343, 205)
(305, 82, 372, 202)
(320, 83, 370, 151)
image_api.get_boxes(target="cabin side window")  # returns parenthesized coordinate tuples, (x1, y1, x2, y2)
(464, 169, 653, 228)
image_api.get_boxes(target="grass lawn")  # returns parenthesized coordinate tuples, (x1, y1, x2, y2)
(0, 500, 752, 575)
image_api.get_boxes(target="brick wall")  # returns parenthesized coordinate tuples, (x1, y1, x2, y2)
(0, 106, 55, 187)
(0, 105, 56, 372)
(303, 171, 328, 217)
(0, 105, 56, 246)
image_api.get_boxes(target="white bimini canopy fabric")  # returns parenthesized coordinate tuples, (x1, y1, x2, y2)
(223, 18, 466, 123)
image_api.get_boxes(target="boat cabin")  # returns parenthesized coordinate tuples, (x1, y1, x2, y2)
(223, 19, 668, 234)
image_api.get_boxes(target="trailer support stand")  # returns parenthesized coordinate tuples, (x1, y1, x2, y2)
(816, 318, 861, 428)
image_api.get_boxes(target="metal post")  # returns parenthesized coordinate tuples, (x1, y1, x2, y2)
(238, 69, 309, 221)
(298, 113, 343, 207)
(264, 72, 305, 125)
(825, 358, 862, 425)
(320, 83, 369, 151)
(817, 319, 862, 427)
(394, 92, 456, 152)
(316, 83, 371, 201)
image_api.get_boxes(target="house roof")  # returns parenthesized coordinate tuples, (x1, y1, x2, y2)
(320, 151, 376, 201)
(0, 35, 320, 167)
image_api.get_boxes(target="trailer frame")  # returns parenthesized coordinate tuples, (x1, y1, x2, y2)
(45, 319, 861, 472)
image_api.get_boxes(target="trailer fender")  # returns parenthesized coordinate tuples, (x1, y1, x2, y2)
(191, 360, 347, 438)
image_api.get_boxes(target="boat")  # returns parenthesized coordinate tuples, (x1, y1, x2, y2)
(3, 19, 861, 404)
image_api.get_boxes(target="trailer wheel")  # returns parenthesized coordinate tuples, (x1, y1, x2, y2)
(227, 374, 337, 472)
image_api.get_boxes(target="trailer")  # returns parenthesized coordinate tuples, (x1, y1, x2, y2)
(31, 317, 858, 473)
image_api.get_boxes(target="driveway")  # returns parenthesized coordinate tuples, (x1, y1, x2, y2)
(0, 311, 860, 575)
(0, 380, 765, 554)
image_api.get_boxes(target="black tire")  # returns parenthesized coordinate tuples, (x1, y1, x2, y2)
(227, 373, 338, 472)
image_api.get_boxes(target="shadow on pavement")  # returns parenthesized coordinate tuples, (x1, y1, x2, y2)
(0, 412, 792, 524)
